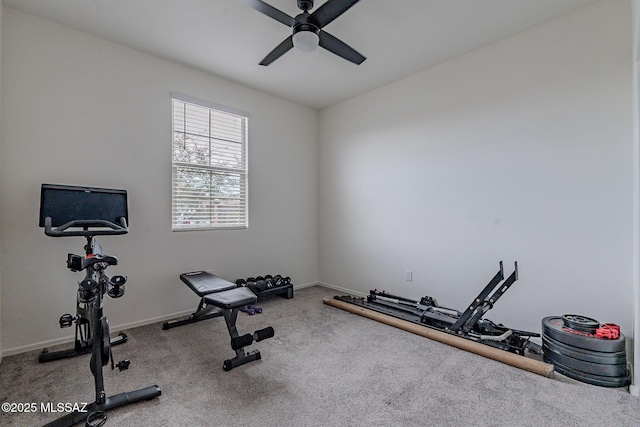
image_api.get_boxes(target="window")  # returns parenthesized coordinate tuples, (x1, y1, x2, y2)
(172, 94, 248, 231)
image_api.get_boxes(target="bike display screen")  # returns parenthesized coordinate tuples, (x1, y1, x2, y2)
(39, 184, 128, 227)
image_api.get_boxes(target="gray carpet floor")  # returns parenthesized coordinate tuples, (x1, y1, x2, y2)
(1, 285, 638, 427)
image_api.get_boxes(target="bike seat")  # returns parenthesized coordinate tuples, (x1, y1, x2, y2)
(83, 254, 118, 268)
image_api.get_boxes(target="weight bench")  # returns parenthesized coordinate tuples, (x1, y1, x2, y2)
(163, 271, 274, 371)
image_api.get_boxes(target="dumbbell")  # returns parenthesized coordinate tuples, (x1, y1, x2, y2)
(264, 275, 275, 288)
(255, 279, 267, 292)
(241, 305, 256, 315)
(272, 275, 291, 287)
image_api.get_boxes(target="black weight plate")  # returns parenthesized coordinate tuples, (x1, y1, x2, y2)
(562, 314, 599, 333)
(544, 354, 631, 388)
(542, 317, 625, 353)
(542, 334, 627, 365)
(543, 345, 627, 377)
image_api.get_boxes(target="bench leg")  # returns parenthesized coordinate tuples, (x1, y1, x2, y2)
(223, 349, 262, 371)
(221, 308, 274, 371)
(162, 298, 223, 330)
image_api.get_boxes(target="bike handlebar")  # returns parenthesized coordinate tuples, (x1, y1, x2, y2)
(44, 217, 129, 237)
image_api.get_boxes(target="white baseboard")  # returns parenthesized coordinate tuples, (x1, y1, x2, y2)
(1, 308, 195, 358)
(3, 336, 76, 358)
(2, 281, 321, 358)
(630, 384, 640, 397)
(293, 281, 317, 290)
(316, 281, 367, 297)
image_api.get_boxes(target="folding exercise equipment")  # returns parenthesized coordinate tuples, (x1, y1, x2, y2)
(163, 271, 275, 371)
(40, 184, 161, 427)
(331, 261, 541, 355)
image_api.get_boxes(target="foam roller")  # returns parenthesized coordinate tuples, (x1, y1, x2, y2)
(231, 333, 254, 350)
(254, 326, 275, 342)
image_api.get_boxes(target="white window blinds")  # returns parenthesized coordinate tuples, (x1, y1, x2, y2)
(172, 95, 248, 231)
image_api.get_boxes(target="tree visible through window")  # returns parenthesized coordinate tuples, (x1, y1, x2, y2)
(172, 95, 248, 230)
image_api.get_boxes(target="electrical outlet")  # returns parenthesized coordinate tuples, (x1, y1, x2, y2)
(405, 270, 412, 282)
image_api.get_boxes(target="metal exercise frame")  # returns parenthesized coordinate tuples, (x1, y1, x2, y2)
(334, 261, 541, 355)
(39, 184, 161, 427)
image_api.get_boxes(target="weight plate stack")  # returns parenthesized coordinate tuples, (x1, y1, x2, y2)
(561, 314, 599, 334)
(541, 316, 630, 388)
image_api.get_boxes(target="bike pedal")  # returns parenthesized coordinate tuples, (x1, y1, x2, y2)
(116, 359, 130, 371)
(59, 314, 75, 328)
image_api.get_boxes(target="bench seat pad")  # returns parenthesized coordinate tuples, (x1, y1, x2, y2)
(204, 286, 257, 309)
(180, 271, 236, 297)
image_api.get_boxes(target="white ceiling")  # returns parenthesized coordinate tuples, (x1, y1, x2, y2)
(3, 0, 600, 109)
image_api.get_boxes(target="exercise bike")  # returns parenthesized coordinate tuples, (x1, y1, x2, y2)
(39, 184, 161, 427)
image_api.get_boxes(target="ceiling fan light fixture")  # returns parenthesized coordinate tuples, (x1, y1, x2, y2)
(292, 24, 319, 52)
(244, 0, 366, 65)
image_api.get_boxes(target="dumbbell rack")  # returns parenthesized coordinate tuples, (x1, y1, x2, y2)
(256, 283, 293, 299)
(237, 275, 294, 300)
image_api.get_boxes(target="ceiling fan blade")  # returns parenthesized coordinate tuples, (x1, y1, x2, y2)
(309, 0, 360, 28)
(259, 35, 294, 66)
(240, 0, 296, 27)
(318, 30, 366, 65)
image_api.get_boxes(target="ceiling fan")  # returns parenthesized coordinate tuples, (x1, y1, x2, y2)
(241, 0, 366, 66)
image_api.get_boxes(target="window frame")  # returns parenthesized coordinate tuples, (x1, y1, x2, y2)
(171, 92, 249, 231)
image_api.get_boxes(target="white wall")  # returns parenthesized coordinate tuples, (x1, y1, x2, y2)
(0, 1, 4, 363)
(319, 0, 633, 339)
(631, 0, 640, 398)
(0, 0, 634, 367)
(0, 8, 318, 353)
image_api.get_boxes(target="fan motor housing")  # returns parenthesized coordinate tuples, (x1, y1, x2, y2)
(293, 23, 320, 36)
(298, 0, 314, 11)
